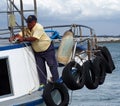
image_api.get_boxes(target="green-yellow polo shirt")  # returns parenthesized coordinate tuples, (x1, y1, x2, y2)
(19, 23, 51, 52)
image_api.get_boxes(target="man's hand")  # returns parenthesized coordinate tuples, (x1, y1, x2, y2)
(9, 34, 24, 43)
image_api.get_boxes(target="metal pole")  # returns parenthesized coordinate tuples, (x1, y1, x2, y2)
(34, 0, 37, 17)
(20, 0, 25, 36)
(8, 0, 26, 21)
(7, 0, 14, 36)
(87, 40, 91, 60)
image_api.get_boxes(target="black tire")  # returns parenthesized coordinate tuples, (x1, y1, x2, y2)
(95, 49, 111, 74)
(43, 82, 69, 106)
(83, 59, 100, 89)
(62, 61, 85, 90)
(97, 46, 115, 73)
(95, 56, 107, 85)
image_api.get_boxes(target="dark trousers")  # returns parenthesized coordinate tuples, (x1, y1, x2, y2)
(34, 42, 59, 85)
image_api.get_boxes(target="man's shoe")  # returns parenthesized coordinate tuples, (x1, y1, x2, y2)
(38, 84, 45, 91)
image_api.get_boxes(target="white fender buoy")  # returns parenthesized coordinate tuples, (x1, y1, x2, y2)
(57, 30, 74, 65)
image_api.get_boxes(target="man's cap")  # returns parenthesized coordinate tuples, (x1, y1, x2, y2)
(26, 15, 37, 23)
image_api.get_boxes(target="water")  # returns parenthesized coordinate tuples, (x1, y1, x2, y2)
(69, 42, 120, 106)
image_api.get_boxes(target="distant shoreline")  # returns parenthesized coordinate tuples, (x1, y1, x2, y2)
(98, 40, 120, 43)
(96, 36, 120, 43)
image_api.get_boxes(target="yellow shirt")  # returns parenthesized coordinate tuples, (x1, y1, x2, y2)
(19, 23, 51, 52)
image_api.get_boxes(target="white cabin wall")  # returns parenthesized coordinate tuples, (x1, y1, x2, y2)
(0, 46, 39, 101)
(22, 46, 40, 90)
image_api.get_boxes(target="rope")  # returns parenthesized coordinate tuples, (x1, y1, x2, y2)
(23, 42, 47, 81)
(11, 41, 48, 93)
(22, 42, 38, 93)
(68, 90, 74, 105)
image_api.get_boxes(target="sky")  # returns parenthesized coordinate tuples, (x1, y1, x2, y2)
(36, 0, 120, 35)
(1, 0, 120, 35)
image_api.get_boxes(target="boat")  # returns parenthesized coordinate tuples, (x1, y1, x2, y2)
(0, 0, 115, 106)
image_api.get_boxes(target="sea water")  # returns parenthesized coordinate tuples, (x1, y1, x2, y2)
(69, 42, 120, 106)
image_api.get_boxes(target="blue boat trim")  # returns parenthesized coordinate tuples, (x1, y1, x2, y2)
(14, 98, 44, 106)
(45, 30, 61, 39)
(0, 42, 31, 51)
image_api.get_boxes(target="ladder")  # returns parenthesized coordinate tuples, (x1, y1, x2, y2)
(0, 0, 37, 36)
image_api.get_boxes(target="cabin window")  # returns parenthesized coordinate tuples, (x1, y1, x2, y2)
(0, 57, 12, 96)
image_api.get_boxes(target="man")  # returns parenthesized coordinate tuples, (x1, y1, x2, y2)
(9, 15, 59, 85)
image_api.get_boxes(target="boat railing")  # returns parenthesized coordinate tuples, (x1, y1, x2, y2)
(0, 0, 37, 37)
(71, 37, 98, 61)
(44, 24, 98, 61)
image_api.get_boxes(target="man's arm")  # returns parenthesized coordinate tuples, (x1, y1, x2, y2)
(23, 36, 37, 42)
(9, 34, 37, 43)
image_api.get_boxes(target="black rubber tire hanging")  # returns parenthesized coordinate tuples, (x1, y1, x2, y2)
(43, 82, 69, 106)
(62, 61, 85, 90)
(83, 58, 100, 89)
(97, 46, 115, 73)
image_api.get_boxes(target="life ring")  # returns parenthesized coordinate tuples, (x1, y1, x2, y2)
(83, 59, 100, 89)
(62, 61, 85, 90)
(43, 82, 69, 106)
(97, 46, 115, 73)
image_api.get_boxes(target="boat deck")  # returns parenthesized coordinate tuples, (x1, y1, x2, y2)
(0, 89, 44, 106)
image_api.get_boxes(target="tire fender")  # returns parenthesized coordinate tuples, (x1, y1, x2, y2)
(97, 46, 115, 73)
(83, 59, 100, 89)
(62, 61, 85, 90)
(43, 82, 69, 106)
